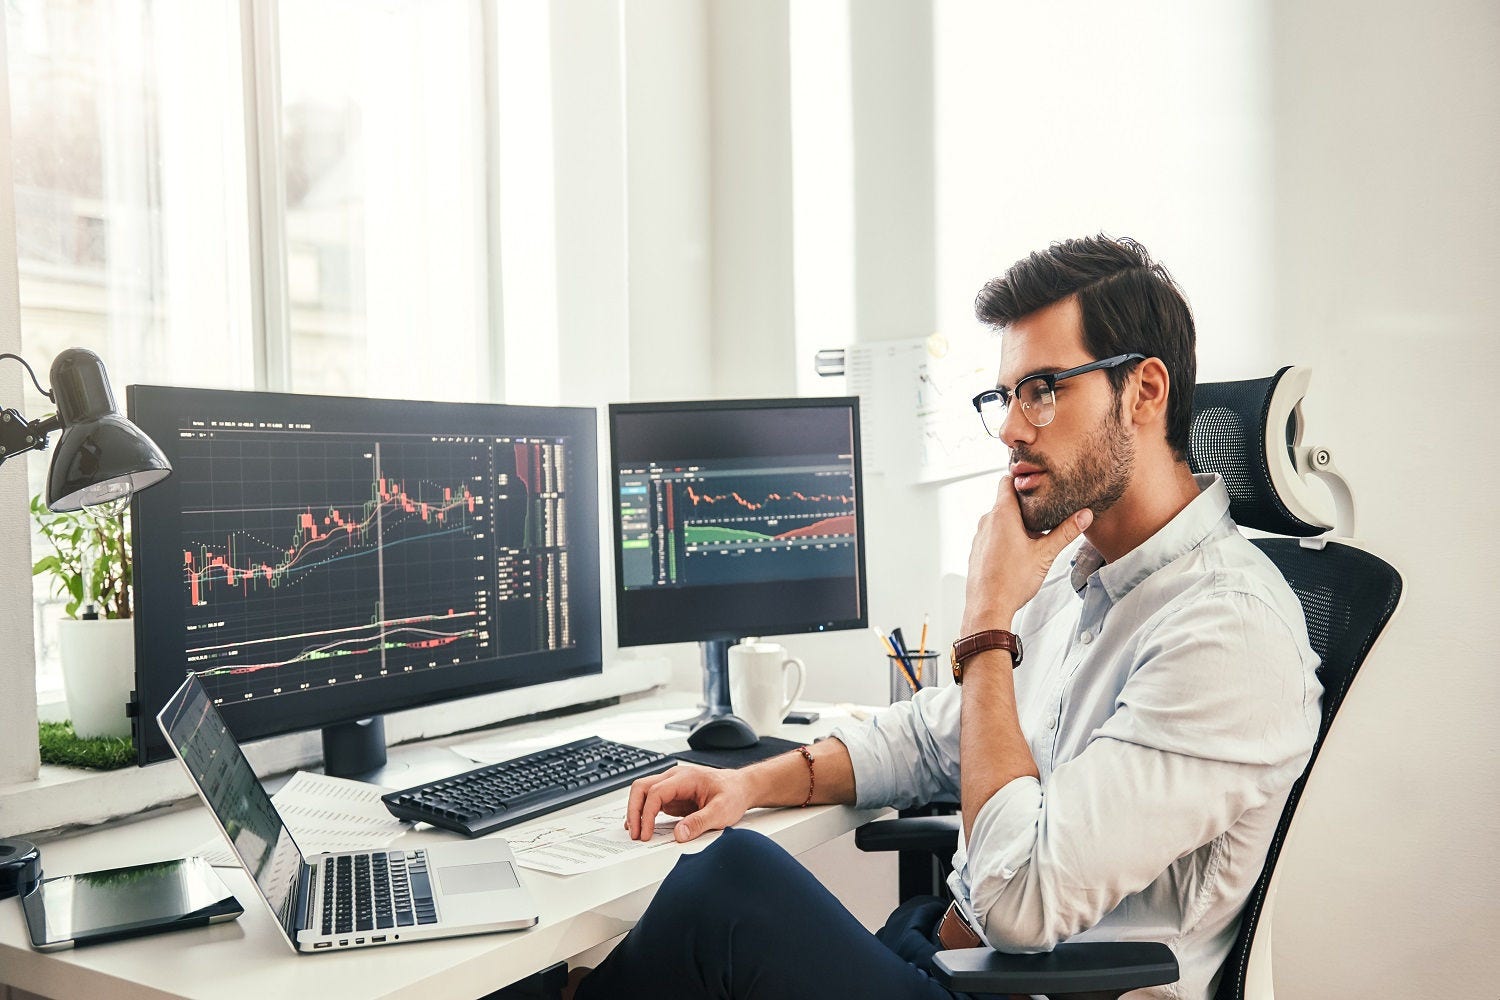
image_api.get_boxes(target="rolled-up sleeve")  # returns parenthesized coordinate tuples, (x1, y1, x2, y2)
(964, 591, 1318, 952)
(831, 684, 963, 811)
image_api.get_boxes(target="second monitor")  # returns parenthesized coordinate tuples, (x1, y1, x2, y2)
(608, 397, 867, 729)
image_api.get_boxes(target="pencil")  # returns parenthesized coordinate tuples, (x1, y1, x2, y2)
(918, 613, 929, 655)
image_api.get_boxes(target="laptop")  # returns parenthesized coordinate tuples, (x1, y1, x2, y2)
(157, 673, 538, 953)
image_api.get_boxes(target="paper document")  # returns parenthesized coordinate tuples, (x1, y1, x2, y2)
(505, 805, 682, 876)
(193, 770, 409, 868)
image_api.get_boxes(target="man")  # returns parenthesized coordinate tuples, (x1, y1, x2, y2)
(567, 235, 1321, 1000)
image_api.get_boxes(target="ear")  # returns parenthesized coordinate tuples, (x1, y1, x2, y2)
(1126, 357, 1171, 430)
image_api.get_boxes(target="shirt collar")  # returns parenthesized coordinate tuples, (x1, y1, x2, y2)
(1068, 473, 1231, 602)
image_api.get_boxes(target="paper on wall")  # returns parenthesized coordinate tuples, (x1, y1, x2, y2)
(845, 332, 1003, 484)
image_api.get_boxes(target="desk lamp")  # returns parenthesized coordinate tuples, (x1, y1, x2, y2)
(0, 348, 171, 511)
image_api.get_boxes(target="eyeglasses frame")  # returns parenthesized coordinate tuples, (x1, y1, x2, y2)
(971, 352, 1148, 435)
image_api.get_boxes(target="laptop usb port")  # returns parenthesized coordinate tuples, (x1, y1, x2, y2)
(372, 935, 387, 943)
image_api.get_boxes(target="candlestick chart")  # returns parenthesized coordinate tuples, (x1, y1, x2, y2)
(177, 430, 574, 702)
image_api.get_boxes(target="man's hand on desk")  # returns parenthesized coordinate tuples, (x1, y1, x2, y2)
(626, 764, 752, 843)
(626, 740, 858, 843)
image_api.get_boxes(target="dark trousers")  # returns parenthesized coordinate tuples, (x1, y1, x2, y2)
(575, 827, 1008, 1000)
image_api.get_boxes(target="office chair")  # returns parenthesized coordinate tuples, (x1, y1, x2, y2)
(854, 366, 1404, 999)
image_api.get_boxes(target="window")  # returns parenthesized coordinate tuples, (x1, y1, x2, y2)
(277, 0, 489, 401)
(6, 0, 253, 700)
(4, 0, 513, 705)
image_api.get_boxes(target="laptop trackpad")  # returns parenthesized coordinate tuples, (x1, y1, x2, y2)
(434, 861, 520, 895)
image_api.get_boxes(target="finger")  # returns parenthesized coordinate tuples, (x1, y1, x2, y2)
(626, 767, 676, 838)
(672, 800, 727, 843)
(638, 779, 688, 841)
(994, 473, 1021, 513)
(1043, 508, 1094, 555)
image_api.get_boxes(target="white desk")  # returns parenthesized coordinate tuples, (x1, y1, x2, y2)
(0, 694, 887, 1000)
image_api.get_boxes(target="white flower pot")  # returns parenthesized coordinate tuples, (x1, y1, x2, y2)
(59, 618, 136, 740)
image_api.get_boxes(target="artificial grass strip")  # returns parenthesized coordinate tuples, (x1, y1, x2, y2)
(38, 720, 134, 770)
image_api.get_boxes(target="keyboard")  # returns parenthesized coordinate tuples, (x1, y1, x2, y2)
(381, 736, 676, 837)
(318, 849, 433, 937)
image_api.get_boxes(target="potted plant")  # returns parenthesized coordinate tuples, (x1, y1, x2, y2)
(30, 494, 136, 740)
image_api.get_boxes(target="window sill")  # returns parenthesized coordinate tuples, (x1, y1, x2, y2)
(3, 657, 671, 839)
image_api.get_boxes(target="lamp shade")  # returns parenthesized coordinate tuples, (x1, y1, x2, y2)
(44, 348, 171, 512)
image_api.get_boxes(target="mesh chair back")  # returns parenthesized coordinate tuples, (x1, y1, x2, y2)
(1188, 369, 1326, 537)
(1198, 376, 1404, 999)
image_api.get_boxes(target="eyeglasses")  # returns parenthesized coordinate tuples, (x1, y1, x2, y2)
(971, 353, 1147, 436)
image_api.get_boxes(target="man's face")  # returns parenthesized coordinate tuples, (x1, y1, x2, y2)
(995, 298, 1135, 533)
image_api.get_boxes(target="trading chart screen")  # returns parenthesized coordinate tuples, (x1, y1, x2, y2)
(609, 397, 866, 647)
(130, 386, 601, 765)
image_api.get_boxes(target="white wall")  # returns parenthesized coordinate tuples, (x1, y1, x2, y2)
(0, 10, 40, 787)
(623, 1, 713, 403)
(1264, 1, 1500, 994)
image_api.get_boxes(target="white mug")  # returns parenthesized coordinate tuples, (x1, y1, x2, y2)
(728, 641, 807, 737)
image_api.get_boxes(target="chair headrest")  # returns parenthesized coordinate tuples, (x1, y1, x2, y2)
(1187, 367, 1335, 538)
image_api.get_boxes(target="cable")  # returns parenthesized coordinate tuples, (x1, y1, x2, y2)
(0, 353, 54, 400)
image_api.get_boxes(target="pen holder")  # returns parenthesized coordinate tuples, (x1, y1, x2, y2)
(888, 651, 939, 704)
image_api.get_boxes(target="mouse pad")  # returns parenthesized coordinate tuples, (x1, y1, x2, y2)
(674, 736, 807, 770)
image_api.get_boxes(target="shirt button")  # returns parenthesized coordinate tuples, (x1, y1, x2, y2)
(1079, 631, 1094, 645)
(1047, 716, 1058, 730)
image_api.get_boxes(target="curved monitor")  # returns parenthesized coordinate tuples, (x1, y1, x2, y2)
(609, 397, 867, 649)
(128, 385, 602, 768)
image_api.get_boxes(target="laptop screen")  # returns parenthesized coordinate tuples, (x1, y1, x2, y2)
(158, 674, 305, 940)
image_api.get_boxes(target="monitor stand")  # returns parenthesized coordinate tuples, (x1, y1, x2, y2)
(665, 638, 739, 731)
(322, 716, 389, 780)
(321, 715, 473, 787)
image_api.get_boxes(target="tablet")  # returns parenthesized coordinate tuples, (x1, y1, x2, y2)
(22, 856, 243, 952)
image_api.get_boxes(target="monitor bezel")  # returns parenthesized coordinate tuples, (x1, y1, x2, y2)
(607, 395, 868, 648)
(127, 384, 604, 767)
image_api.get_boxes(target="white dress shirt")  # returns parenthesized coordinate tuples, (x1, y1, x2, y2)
(834, 474, 1321, 1000)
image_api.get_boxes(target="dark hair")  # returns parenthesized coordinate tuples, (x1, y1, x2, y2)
(974, 235, 1196, 460)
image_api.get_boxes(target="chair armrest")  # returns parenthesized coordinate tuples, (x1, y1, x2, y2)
(853, 815, 960, 856)
(933, 941, 1179, 996)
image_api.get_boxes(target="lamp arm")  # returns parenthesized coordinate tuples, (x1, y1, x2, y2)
(0, 409, 62, 466)
(0, 352, 62, 467)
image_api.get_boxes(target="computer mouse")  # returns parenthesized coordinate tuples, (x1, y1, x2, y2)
(686, 714, 759, 751)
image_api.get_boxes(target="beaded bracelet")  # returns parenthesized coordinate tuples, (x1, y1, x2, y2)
(796, 745, 815, 807)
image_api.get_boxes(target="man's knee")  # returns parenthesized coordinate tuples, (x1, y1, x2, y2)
(651, 828, 797, 920)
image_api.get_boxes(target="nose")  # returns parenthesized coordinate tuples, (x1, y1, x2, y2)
(1000, 395, 1037, 451)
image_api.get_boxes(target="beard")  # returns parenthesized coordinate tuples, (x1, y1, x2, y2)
(1013, 404, 1134, 533)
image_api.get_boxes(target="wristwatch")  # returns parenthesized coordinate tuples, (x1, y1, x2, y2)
(950, 629, 1023, 683)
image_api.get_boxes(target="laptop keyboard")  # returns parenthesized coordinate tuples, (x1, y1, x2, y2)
(382, 735, 675, 837)
(319, 849, 435, 936)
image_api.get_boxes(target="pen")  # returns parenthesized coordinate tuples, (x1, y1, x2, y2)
(875, 625, 920, 694)
(890, 628, 923, 690)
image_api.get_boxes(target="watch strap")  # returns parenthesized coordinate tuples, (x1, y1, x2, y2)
(951, 629, 1022, 683)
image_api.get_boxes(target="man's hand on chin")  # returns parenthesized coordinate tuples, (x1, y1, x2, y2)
(961, 474, 1092, 634)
